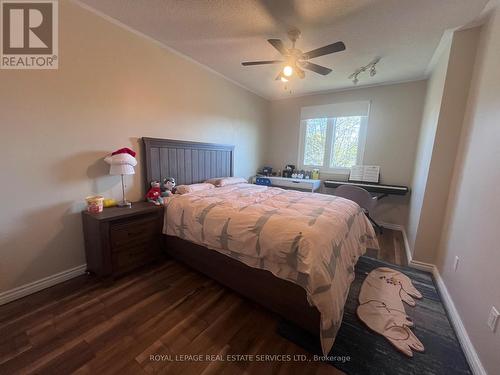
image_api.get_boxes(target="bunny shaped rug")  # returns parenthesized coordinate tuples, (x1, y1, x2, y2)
(357, 267, 424, 357)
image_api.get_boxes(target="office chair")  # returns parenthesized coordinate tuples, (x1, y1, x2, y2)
(335, 184, 382, 233)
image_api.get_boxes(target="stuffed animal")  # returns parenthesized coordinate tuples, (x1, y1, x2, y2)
(161, 177, 176, 197)
(145, 181, 163, 205)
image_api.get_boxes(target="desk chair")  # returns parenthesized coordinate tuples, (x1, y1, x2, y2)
(335, 184, 382, 233)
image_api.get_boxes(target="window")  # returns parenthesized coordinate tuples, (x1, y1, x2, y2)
(299, 102, 369, 172)
(303, 118, 328, 166)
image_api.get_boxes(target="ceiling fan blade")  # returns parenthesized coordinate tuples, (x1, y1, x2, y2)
(267, 39, 288, 55)
(296, 66, 305, 79)
(242, 60, 283, 66)
(302, 41, 346, 60)
(300, 61, 332, 75)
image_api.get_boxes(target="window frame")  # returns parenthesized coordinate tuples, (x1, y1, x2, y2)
(298, 115, 368, 174)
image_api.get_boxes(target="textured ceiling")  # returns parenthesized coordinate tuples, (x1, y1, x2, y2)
(78, 0, 488, 99)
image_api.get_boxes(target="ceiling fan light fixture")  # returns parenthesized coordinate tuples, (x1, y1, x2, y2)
(241, 29, 345, 82)
(283, 65, 293, 77)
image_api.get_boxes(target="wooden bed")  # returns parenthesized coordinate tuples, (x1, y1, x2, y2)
(142, 137, 321, 336)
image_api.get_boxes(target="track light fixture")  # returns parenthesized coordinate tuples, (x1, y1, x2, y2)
(349, 57, 380, 84)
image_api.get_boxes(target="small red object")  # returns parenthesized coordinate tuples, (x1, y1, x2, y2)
(111, 147, 136, 157)
(146, 186, 161, 200)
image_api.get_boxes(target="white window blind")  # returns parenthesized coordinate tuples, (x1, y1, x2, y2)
(300, 101, 370, 120)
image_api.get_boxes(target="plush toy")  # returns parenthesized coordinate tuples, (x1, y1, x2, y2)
(161, 177, 176, 197)
(145, 181, 163, 205)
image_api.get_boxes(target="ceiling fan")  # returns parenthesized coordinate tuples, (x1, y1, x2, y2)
(241, 29, 346, 82)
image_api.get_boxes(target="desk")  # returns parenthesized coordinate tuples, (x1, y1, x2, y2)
(323, 180, 409, 199)
(255, 176, 321, 192)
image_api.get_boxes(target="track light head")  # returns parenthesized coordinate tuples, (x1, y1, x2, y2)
(349, 57, 380, 84)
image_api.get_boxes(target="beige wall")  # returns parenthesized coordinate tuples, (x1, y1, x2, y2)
(436, 8, 500, 373)
(0, 1, 268, 292)
(408, 28, 480, 262)
(406, 37, 451, 255)
(266, 81, 427, 227)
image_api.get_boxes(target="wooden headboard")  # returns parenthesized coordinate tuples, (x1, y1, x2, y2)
(142, 137, 234, 190)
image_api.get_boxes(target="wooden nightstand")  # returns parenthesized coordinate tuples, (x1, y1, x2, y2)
(82, 202, 164, 277)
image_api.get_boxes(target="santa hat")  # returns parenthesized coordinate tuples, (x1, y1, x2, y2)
(104, 147, 137, 175)
(112, 147, 136, 158)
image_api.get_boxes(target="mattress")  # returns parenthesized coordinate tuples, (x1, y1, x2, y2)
(162, 183, 379, 354)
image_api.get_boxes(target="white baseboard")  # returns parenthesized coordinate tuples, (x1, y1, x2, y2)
(378, 221, 434, 272)
(432, 267, 486, 375)
(378, 221, 485, 375)
(0, 264, 87, 306)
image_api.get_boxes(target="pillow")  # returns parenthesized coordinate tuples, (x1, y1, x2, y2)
(205, 177, 248, 187)
(175, 183, 215, 195)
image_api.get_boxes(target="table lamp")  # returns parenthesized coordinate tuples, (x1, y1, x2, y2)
(104, 148, 137, 208)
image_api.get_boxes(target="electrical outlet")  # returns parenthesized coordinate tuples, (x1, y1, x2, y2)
(487, 306, 499, 332)
(453, 256, 460, 271)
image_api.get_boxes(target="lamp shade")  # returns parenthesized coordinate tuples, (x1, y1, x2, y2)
(104, 148, 137, 176)
(109, 164, 135, 175)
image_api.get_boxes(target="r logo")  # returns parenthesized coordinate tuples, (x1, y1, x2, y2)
(1, 0, 58, 69)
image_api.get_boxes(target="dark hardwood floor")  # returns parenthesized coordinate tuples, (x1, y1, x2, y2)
(0, 229, 405, 375)
(367, 227, 408, 266)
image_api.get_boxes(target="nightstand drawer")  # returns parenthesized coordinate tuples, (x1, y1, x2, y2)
(112, 243, 161, 275)
(110, 214, 160, 250)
